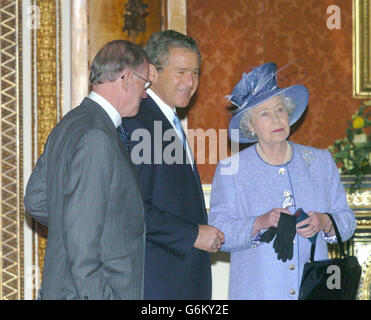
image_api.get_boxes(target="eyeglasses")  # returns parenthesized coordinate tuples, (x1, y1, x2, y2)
(121, 72, 151, 90)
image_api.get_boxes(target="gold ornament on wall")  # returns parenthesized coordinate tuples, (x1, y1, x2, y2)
(122, 0, 150, 44)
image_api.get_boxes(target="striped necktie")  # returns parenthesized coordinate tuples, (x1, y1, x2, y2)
(117, 120, 131, 152)
(173, 113, 186, 149)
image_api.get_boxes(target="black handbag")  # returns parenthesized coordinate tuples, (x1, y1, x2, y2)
(298, 213, 361, 300)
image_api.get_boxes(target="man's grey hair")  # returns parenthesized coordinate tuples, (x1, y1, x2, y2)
(89, 40, 148, 85)
(144, 29, 201, 70)
(239, 94, 296, 140)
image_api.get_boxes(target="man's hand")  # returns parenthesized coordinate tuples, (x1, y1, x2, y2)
(194, 225, 225, 253)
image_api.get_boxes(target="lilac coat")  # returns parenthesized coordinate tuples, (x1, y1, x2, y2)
(209, 142, 356, 300)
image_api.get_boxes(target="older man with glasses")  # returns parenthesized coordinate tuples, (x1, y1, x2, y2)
(25, 40, 148, 300)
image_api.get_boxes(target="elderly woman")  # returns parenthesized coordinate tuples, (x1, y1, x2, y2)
(209, 62, 356, 300)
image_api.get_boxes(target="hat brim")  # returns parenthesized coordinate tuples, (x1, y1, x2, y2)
(228, 85, 309, 143)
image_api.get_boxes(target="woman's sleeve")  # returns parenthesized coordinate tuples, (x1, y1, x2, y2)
(209, 162, 260, 252)
(325, 150, 356, 242)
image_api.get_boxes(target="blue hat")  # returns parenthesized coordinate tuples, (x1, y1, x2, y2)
(227, 62, 309, 143)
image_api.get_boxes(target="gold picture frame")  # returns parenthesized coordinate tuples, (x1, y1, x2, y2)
(353, 0, 371, 98)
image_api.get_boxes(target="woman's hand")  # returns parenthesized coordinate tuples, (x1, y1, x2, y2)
(296, 211, 332, 238)
(252, 208, 291, 236)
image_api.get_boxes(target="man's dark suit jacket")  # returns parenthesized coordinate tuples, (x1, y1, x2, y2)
(125, 95, 212, 299)
(25, 98, 145, 299)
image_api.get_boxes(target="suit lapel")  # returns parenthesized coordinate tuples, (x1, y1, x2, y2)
(83, 97, 116, 131)
(83, 97, 132, 163)
(140, 96, 207, 217)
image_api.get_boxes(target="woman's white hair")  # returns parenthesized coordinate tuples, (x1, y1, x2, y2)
(239, 94, 296, 140)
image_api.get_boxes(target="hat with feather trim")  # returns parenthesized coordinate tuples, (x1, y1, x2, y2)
(226, 62, 309, 143)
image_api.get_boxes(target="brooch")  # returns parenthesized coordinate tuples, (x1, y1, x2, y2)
(302, 149, 316, 167)
(282, 194, 295, 209)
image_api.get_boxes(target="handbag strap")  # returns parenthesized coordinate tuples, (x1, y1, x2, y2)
(309, 213, 345, 262)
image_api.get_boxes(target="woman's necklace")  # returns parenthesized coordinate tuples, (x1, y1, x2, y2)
(256, 141, 292, 166)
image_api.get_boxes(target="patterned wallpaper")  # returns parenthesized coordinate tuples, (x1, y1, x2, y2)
(187, 0, 363, 183)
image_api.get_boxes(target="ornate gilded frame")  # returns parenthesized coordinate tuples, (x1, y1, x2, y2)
(353, 0, 371, 98)
(0, 0, 24, 299)
(342, 175, 371, 299)
(29, 0, 63, 299)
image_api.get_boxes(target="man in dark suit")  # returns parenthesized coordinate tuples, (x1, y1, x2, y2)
(24, 40, 149, 299)
(125, 30, 225, 300)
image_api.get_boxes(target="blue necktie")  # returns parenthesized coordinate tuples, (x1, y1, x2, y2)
(117, 120, 131, 152)
(173, 113, 186, 149)
(173, 114, 203, 202)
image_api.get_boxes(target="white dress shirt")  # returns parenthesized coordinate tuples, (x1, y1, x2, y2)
(88, 91, 121, 128)
(146, 88, 194, 168)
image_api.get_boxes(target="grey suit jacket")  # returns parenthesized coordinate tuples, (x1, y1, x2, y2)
(24, 98, 145, 300)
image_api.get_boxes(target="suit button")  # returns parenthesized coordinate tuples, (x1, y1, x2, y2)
(290, 289, 296, 295)
(289, 264, 295, 270)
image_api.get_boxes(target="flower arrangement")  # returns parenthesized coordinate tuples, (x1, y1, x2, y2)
(328, 101, 371, 192)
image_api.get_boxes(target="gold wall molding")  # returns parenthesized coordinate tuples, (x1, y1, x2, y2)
(357, 219, 371, 229)
(353, 0, 371, 98)
(347, 190, 371, 208)
(362, 253, 371, 299)
(32, 0, 63, 295)
(353, 240, 371, 300)
(342, 176, 371, 299)
(0, 0, 24, 299)
(71, 0, 88, 109)
(165, 0, 186, 34)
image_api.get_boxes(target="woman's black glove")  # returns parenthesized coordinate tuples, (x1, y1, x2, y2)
(260, 227, 277, 243)
(273, 212, 297, 262)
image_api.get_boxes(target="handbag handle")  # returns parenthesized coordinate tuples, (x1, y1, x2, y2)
(309, 213, 345, 262)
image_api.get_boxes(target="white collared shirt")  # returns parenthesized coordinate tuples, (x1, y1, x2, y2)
(88, 91, 121, 128)
(146, 89, 194, 168)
